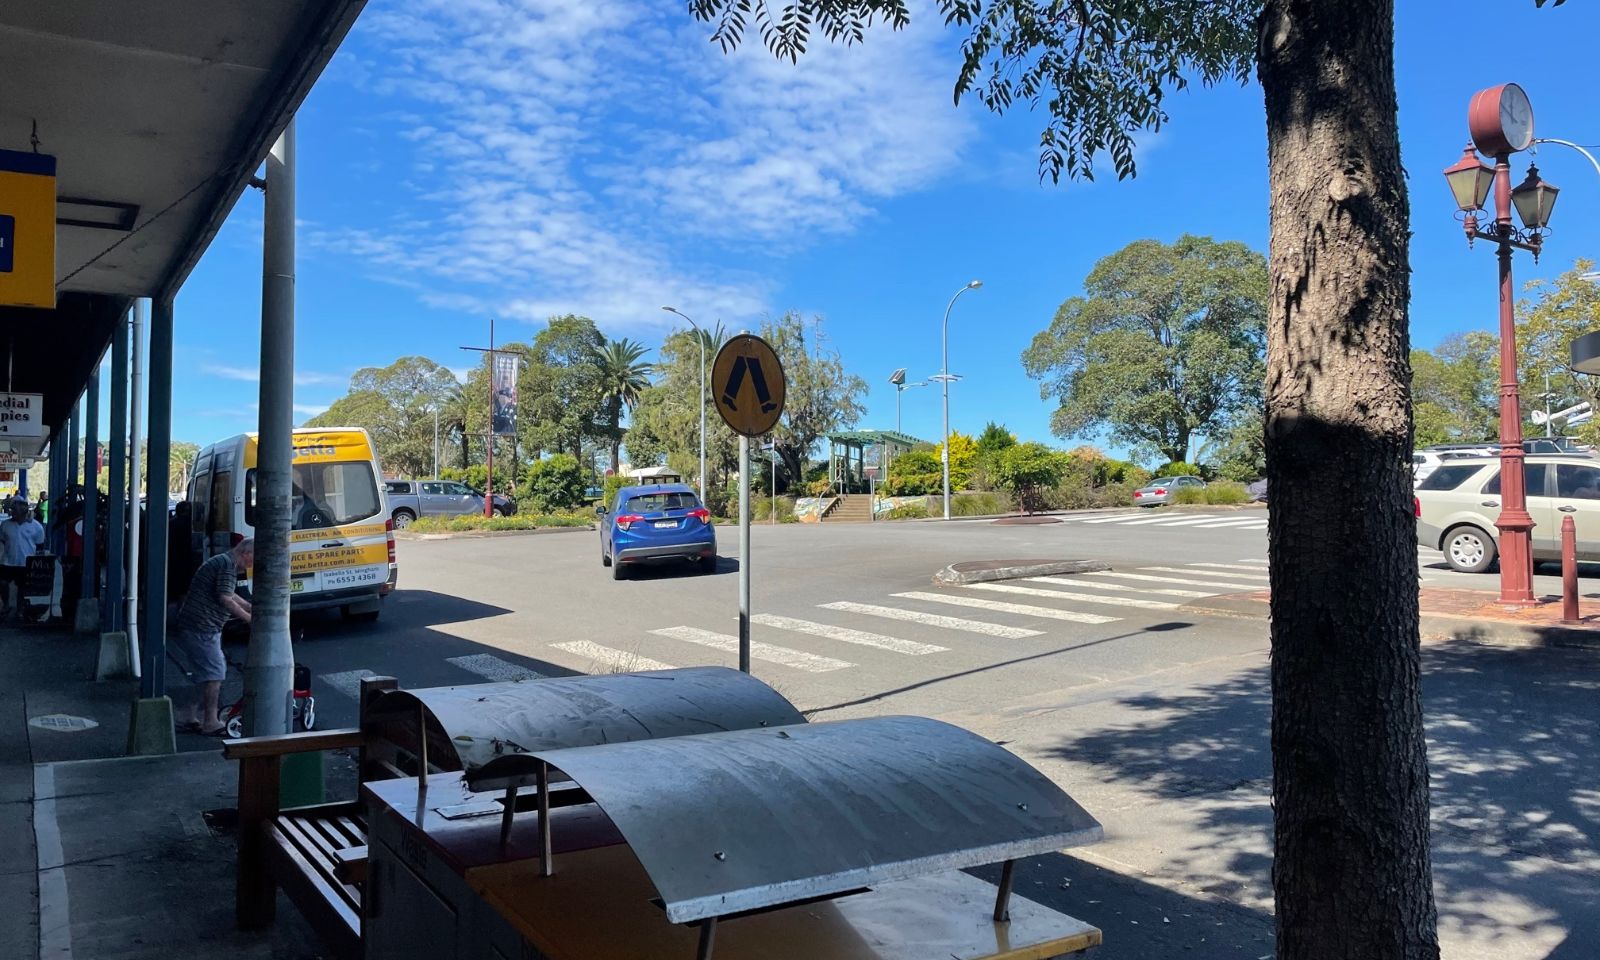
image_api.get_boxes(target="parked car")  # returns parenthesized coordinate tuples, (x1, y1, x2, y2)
(1246, 479, 1268, 503)
(1132, 475, 1205, 507)
(1415, 454, 1600, 572)
(383, 479, 511, 528)
(597, 483, 716, 580)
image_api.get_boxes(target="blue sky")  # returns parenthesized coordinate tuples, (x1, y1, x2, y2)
(143, 0, 1600, 463)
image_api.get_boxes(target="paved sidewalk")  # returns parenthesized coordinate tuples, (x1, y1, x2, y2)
(2, 624, 326, 960)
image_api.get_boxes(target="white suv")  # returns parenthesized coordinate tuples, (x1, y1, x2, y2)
(1414, 455, 1600, 572)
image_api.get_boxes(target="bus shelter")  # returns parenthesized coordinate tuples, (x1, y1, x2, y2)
(824, 430, 923, 494)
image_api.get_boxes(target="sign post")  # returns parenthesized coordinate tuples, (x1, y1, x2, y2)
(711, 334, 786, 674)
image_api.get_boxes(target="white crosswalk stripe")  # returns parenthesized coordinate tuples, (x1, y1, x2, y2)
(651, 626, 854, 673)
(1023, 575, 1217, 598)
(1084, 571, 1264, 591)
(1238, 559, 1268, 565)
(751, 614, 947, 655)
(818, 601, 1044, 639)
(893, 591, 1121, 625)
(1113, 514, 1204, 525)
(320, 668, 375, 700)
(1187, 518, 1268, 528)
(1078, 513, 1146, 524)
(1141, 565, 1269, 581)
(1138, 515, 1252, 527)
(446, 653, 545, 682)
(1190, 563, 1271, 572)
(963, 582, 1181, 611)
(549, 641, 673, 672)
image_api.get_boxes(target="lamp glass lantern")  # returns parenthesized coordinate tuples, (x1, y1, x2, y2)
(1443, 145, 1495, 212)
(1511, 164, 1559, 231)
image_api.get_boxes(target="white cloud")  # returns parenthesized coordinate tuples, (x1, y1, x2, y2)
(294, 403, 331, 417)
(324, 0, 971, 331)
(202, 363, 347, 387)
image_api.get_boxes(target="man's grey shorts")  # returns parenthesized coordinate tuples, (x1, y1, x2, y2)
(172, 629, 225, 683)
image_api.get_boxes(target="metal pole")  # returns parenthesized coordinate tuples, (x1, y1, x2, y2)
(141, 297, 174, 697)
(127, 301, 146, 678)
(699, 334, 706, 505)
(941, 314, 951, 522)
(485, 318, 495, 518)
(433, 407, 440, 478)
(1545, 370, 1554, 439)
(1561, 515, 1580, 623)
(896, 386, 901, 433)
(106, 316, 129, 632)
(1491, 157, 1536, 606)
(770, 448, 776, 525)
(738, 434, 750, 673)
(246, 120, 297, 736)
(81, 360, 100, 617)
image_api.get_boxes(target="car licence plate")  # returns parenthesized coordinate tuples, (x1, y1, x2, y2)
(653, 520, 678, 529)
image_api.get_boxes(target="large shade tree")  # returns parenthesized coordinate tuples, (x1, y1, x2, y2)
(592, 338, 654, 473)
(307, 356, 458, 477)
(761, 311, 868, 488)
(686, 1, 1569, 956)
(1022, 235, 1267, 464)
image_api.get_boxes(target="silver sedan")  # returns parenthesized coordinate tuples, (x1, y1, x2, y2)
(1132, 475, 1206, 506)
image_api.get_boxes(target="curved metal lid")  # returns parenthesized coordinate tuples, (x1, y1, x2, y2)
(527, 715, 1103, 924)
(1572, 330, 1600, 375)
(368, 666, 806, 788)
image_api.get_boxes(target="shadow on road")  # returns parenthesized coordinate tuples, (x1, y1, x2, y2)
(1037, 635, 1599, 957)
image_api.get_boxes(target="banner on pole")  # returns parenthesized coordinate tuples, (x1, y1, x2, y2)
(491, 353, 518, 436)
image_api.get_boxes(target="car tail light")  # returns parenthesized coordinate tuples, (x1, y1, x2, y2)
(1414, 496, 1421, 518)
(1154, 488, 1167, 495)
(386, 518, 397, 563)
(1133, 490, 1142, 498)
(615, 513, 644, 530)
(687, 508, 710, 523)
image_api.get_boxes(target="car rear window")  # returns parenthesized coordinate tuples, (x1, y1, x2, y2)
(1416, 464, 1484, 491)
(1148, 478, 1176, 487)
(1482, 463, 1548, 496)
(625, 492, 700, 513)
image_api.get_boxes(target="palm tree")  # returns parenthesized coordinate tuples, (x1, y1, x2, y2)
(439, 381, 473, 470)
(592, 338, 654, 473)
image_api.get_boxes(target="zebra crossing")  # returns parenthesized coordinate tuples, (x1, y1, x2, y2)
(1058, 510, 1268, 531)
(314, 561, 1272, 694)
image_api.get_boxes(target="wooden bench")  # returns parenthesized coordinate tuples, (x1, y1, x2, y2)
(223, 676, 401, 959)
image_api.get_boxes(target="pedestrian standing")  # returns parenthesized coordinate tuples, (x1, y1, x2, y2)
(171, 539, 253, 735)
(0, 500, 45, 618)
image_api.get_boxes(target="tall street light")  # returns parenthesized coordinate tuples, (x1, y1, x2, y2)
(662, 306, 707, 503)
(887, 367, 928, 433)
(940, 280, 983, 520)
(1444, 83, 1560, 606)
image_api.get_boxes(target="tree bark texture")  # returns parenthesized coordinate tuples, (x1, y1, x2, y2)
(1258, 2, 1439, 958)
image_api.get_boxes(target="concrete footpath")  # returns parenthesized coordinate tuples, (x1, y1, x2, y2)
(2, 624, 325, 960)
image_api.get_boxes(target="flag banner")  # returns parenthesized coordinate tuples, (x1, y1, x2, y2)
(491, 354, 518, 436)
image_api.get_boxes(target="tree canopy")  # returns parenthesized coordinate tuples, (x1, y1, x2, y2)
(1410, 332, 1498, 447)
(1022, 235, 1267, 464)
(307, 356, 456, 478)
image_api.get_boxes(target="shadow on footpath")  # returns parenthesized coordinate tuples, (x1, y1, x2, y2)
(1037, 634, 1599, 958)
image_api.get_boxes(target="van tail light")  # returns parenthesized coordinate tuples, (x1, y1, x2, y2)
(615, 514, 644, 531)
(386, 518, 397, 563)
(687, 508, 710, 524)
(1414, 496, 1421, 518)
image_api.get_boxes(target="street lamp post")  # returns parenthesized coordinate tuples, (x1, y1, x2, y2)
(940, 281, 982, 520)
(662, 306, 707, 504)
(1445, 83, 1561, 606)
(887, 368, 928, 433)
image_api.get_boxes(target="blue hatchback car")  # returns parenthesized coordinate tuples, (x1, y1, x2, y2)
(598, 484, 717, 579)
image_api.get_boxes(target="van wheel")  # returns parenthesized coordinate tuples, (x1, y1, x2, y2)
(1444, 525, 1497, 574)
(392, 509, 415, 529)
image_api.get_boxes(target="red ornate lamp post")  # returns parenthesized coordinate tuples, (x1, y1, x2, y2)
(1444, 83, 1561, 606)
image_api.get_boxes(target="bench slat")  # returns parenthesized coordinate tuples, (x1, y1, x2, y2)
(276, 818, 362, 914)
(223, 728, 364, 760)
(266, 825, 361, 960)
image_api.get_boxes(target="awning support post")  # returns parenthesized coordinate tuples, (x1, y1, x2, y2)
(537, 761, 552, 876)
(696, 918, 717, 960)
(77, 358, 100, 632)
(245, 119, 296, 737)
(140, 297, 174, 698)
(105, 313, 128, 633)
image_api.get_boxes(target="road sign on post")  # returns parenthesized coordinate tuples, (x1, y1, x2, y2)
(712, 335, 786, 674)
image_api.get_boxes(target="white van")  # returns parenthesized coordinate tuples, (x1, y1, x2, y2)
(188, 427, 396, 621)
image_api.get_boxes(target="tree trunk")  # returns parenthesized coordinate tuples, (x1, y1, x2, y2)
(1258, 3, 1438, 959)
(457, 430, 469, 470)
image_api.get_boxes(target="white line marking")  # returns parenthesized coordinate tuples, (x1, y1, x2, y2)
(549, 641, 673, 672)
(751, 614, 947, 655)
(893, 591, 1121, 624)
(35, 763, 72, 960)
(1187, 518, 1268, 528)
(320, 668, 376, 700)
(446, 654, 546, 682)
(1142, 566, 1269, 581)
(819, 601, 1043, 639)
(1078, 513, 1149, 524)
(1108, 514, 1200, 525)
(1190, 563, 1272, 572)
(651, 626, 854, 673)
(1084, 571, 1266, 591)
(964, 582, 1181, 610)
(1024, 576, 1217, 598)
(1238, 559, 1269, 565)
(1137, 515, 1253, 527)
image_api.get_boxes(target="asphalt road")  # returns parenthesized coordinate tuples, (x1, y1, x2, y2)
(210, 507, 1597, 960)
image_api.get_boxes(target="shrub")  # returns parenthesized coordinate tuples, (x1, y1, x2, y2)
(441, 464, 515, 494)
(408, 512, 592, 533)
(884, 449, 942, 496)
(752, 496, 797, 523)
(883, 504, 930, 520)
(600, 473, 629, 508)
(1172, 486, 1208, 505)
(1205, 481, 1250, 505)
(994, 442, 1072, 513)
(519, 454, 586, 512)
(952, 491, 1012, 517)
